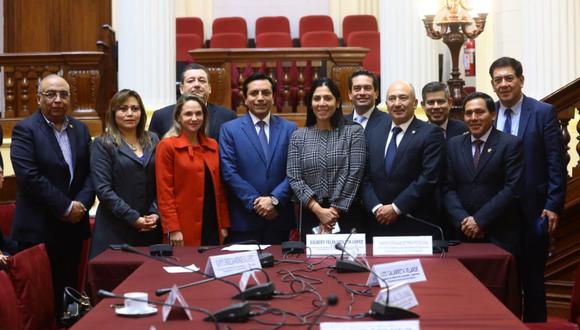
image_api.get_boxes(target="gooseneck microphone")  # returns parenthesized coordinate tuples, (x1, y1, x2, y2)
(405, 213, 448, 253)
(307, 295, 339, 330)
(335, 243, 419, 320)
(334, 229, 368, 273)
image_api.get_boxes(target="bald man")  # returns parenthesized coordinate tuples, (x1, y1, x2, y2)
(361, 80, 446, 237)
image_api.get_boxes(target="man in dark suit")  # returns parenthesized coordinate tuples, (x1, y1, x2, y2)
(345, 69, 389, 135)
(490, 57, 566, 322)
(444, 92, 524, 255)
(149, 63, 236, 139)
(219, 73, 297, 244)
(421, 81, 467, 139)
(361, 80, 445, 237)
(10, 74, 95, 317)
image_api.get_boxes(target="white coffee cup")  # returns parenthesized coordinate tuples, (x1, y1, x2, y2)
(124, 292, 149, 313)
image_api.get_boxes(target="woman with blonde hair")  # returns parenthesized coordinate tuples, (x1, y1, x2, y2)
(90, 89, 161, 258)
(156, 94, 230, 246)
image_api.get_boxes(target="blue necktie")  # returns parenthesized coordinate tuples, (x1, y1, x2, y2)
(384, 126, 402, 176)
(355, 116, 367, 125)
(257, 121, 269, 160)
(503, 109, 513, 135)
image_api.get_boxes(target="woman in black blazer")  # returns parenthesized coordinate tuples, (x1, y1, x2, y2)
(89, 89, 162, 259)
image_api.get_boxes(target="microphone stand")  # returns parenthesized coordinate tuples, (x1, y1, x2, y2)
(405, 213, 448, 253)
(281, 202, 306, 254)
(334, 229, 368, 273)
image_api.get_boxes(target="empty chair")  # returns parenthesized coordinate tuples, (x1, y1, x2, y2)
(256, 32, 293, 48)
(255, 16, 291, 36)
(299, 15, 334, 41)
(347, 31, 381, 76)
(0, 202, 15, 236)
(342, 15, 378, 46)
(212, 16, 248, 40)
(5, 244, 57, 330)
(176, 34, 203, 62)
(0, 271, 23, 330)
(176, 17, 204, 37)
(210, 32, 247, 48)
(301, 31, 339, 47)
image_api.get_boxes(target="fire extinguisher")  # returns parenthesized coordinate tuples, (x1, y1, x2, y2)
(464, 39, 476, 77)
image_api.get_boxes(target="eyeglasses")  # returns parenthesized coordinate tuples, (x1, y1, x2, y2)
(40, 90, 70, 101)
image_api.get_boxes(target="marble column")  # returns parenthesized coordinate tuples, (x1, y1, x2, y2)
(115, 0, 175, 109)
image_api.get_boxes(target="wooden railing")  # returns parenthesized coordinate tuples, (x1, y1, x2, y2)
(0, 25, 117, 137)
(190, 47, 368, 126)
(541, 76, 580, 317)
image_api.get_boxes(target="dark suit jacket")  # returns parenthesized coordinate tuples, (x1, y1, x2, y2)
(495, 96, 565, 235)
(219, 114, 297, 232)
(445, 119, 468, 139)
(89, 132, 162, 258)
(149, 102, 237, 140)
(361, 116, 446, 236)
(10, 111, 95, 244)
(444, 128, 524, 255)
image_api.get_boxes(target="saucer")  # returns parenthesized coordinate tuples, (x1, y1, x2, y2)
(115, 305, 158, 317)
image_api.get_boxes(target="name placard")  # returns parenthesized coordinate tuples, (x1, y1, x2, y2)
(374, 283, 418, 310)
(367, 259, 426, 288)
(306, 233, 366, 257)
(373, 236, 433, 256)
(204, 251, 262, 278)
(320, 320, 420, 330)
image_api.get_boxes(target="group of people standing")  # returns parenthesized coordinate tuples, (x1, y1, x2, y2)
(4, 56, 564, 323)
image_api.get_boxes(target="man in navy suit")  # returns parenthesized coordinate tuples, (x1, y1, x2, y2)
(345, 69, 389, 135)
(219, 72, 297, 244)
(421, 81, 467, 139)
(10, 74, 95, 317)
(490, 57, 566, 322)
(149, 63, 237, 140)
(444, 92, 524, 255)
(361, 80, 445, 237)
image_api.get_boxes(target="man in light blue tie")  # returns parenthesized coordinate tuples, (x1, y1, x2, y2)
(490, 57, 566, 322)
(219, 73, 297, 244)
(345, 69, 389, 137)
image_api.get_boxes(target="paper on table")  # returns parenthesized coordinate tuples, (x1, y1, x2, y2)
(163, 264, 199, 273)
(222, 244, 271, 251)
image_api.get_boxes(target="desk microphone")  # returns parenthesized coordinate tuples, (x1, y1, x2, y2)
(334, 230, 368, 273)
(96, 289, 230, 328)
(307, 294, 339, 330)
(335, 243, 418, 320)
(198, 240, 274, 268)
(113, 244, 275, 301)
(281, 202, 306, 254)
(405, 213, 448, 253)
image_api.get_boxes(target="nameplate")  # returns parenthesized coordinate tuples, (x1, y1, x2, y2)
(306, 233, 366, 257)
(162, 285, 193, 321)
(321, 320, 420, 330)
(367, 259, 426, 288)
(374, 282, 418, 310)
(373, 236, 433, 256)
(204, 251, 262, 278)
(238, 270, 261, 291)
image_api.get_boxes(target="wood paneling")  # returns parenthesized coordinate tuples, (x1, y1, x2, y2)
(4, 0, 111, 52)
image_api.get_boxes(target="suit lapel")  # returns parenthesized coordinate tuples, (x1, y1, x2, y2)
(240, 114, 268, 165)
(266, 116, 281, 168)
(65, 120, 78, 171)
(118, 142, 144, 165)
(392, 117, 419, 171)
(474, 129, 499, 176)
(517, 96, 532, 138)
(207, 104, 218, 137)
(460, 135, 476, 177)
(36, 112, 67, 165)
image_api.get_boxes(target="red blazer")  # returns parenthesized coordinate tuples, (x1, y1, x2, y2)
(156, 133, 230, 246)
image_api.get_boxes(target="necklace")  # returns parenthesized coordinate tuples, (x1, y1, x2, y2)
(122, 137, 138, 152)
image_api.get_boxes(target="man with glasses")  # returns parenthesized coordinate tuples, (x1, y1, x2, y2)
(10, 74, 95, 320)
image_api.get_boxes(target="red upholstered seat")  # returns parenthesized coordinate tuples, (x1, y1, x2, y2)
(256, 32, 293, 48)
(0, 202, 16, 236)
(212, 17, 248, 40)
(0, 271, 23, 330)
(210, 33, 247, 48)
(299, 15, 334, 41)
(6, 244, 57, 330)
(176, 17, 204, 36)
(176, 34, 203, 62)
(342, 15, 378, 46)
(301, 31, 339, 47)
(347, 31, 381, 76)
(256, 16, 291, 36)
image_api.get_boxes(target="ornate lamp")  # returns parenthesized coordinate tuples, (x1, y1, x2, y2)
(423, 0, 487, 116)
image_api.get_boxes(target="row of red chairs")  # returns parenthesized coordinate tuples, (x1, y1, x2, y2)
(176, 15, 380, 75)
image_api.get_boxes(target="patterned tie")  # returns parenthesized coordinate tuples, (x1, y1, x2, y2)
(473, 139, 483, 169)
(257, 121, 269, 160)
(503, 109, 513, 135)
(384, 126, 402, 176)
(355, 116, 367, 125)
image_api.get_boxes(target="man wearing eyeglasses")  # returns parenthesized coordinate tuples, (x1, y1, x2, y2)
(10, 74, 95, 320)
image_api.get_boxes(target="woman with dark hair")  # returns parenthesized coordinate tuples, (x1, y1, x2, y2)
(89, 89, 161, 259)
(156, 94, 230, 246)
(287, 78, 366, 238)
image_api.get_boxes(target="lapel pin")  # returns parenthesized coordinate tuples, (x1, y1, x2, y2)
(412, 130, 416, 134)
(69, 124, 73, 128)
(487, 148, 492, 153)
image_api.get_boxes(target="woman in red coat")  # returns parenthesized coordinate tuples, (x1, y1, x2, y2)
(156, 94, 230, 246)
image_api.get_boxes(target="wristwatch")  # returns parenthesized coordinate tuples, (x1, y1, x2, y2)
(270, 196, 279, 207)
